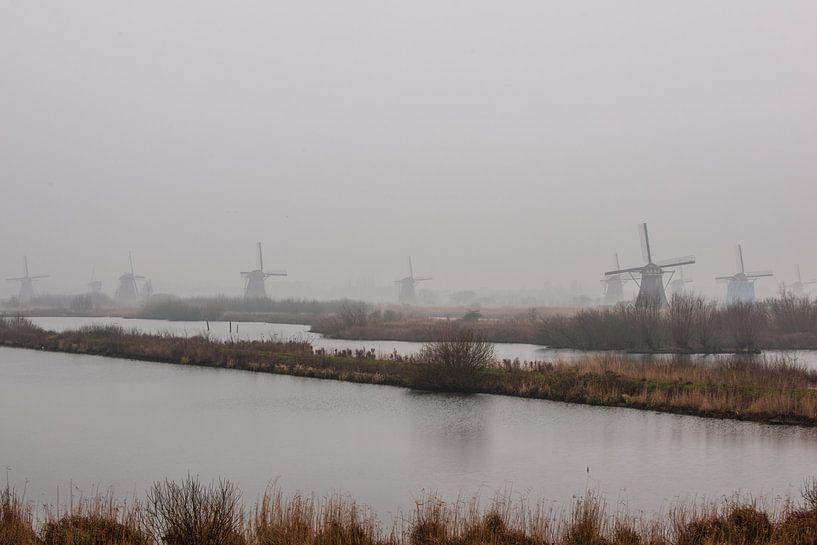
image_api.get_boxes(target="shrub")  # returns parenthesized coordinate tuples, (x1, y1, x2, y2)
(409, 326, 495, 391)
(145, 477, 245, 545)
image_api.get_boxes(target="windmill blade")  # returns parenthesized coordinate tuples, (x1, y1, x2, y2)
(29, 275, 49, 280)
(796, 264, 802, 284)
(23, 256, 29, 278)
(414, 275, 432, 281)
(408, 256, 414, 279)
(655, 255, 695, 268)
(735, 245, 745, 274)
(614, 253, 621, 270)
(257, 242, 264, 271)
(264, 270, 287, 277)
(746, 270, 773, 278)
(6, 277, 25, 282)
(129, 252, 136, 277)
(716, 276, 733, 283)
(606, 265, 645, 276)
(638, 223, 651, 263)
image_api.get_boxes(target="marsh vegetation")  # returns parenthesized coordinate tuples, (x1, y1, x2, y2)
(2, 316, 817, 425)
(3, 478, 817, 545)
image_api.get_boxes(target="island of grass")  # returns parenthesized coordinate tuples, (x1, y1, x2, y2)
(1, 316, 816, 427)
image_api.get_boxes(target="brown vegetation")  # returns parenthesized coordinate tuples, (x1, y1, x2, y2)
(313, 295, 817, 352)
(4, 479, 817, 545)
(2, 317, 817, 426)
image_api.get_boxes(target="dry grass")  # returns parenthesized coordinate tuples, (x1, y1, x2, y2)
(4, 480, 817, 545)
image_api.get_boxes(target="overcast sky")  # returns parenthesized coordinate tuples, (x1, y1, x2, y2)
(2, 1, 816, 300)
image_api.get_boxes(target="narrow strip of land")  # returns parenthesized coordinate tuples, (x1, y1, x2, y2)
(1, 317, 816, 427)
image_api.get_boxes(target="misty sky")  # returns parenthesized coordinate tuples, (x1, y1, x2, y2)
(2, 1, 816, 300)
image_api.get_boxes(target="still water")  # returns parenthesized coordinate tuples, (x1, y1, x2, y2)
(28, 316, 817, 370)
(1, 346, 815, 519)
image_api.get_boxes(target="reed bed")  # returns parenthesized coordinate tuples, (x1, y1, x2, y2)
(3, 479, 817, 545)
(2, 317, 817, 426)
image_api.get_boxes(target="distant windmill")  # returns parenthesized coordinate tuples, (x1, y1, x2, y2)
(715, 244, 772, 304)
(602, 253, 631, 305)
(395, 257, 431, 305)
(116, 252, 145, 303)
(668, 265, 693, 297)
(6, 256, 49, 304)
(87, 266, 102, 294)
(241, 242, 287, 299)
(789, 264, 817, 297)
(605, 223, 695, 307)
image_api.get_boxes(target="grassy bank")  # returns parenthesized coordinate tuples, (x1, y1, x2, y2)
(314, 295, 817, 352)
(1, 317, 817, 426)
(4, 477, 817, 545)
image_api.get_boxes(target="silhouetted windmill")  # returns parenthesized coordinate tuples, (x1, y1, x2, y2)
(668, 265, 693, 297)
(6, 256, 48, 304)
(602, 253, 631, 305)
(116, 252, 145, 303)
(789, 264, 817, 296)
(241, 242, 287, 299)
(716, 245, 772, 304)
(605, 223, 695, 307)
(87, 266, 102, 294)
(395, 257, 431, 304)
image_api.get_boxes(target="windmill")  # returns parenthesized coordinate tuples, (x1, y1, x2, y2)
(602, 253, 631, 305)
(604, 223, 695, 307)
(715, 244, 772, 304)
(395, 257, 431, 304)
(668, 265, 693, 297)
(788, 265, 817, 297)
(87, 266, 102, 294)
(116, 252, 146, 304)
(241, 242, 287, 299)
(6, 256, 49, 304)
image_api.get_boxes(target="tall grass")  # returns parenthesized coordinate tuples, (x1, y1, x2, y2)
(3, 479, 817, 545)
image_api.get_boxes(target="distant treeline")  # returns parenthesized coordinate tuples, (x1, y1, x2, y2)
(137, 296, 371, 323)
(538, 293, 817, 352)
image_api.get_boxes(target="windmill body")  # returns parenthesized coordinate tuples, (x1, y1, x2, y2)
(241, 242, 287, 299)
(602, 253, 629, 305)
(716, 245, 772, 304)
(116, 252, 148, 305)
(790, 265, 817, 296)
(668, 265, 693, 297)
(396, 257, 431, 305)
(604, 224, 695, 307)
(6, 256, 48, 304)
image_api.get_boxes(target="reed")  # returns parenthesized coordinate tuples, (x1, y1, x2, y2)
(3, 480, 817, 545)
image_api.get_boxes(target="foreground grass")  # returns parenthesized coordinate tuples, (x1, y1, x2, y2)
(2, 317, 817, 426)
(3, 478, 817, 545)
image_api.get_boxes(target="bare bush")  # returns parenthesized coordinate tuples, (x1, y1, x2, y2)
(410, 326, 495, 391)
(145, 476, 245, 545)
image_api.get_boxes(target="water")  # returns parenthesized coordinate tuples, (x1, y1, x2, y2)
(28, 316, 817, 370)
(1, 346, 816, 520)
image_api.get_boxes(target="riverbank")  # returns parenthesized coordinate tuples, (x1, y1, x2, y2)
(3, 477, 817, 545)
(1, 317, 816, 426)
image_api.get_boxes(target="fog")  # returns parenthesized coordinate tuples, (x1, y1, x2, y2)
(2, 1, 816, 302)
